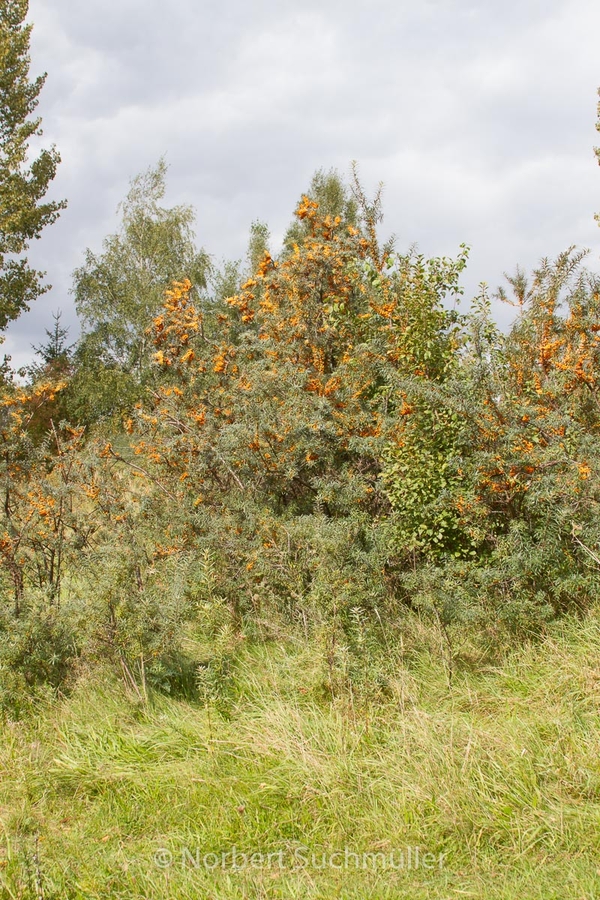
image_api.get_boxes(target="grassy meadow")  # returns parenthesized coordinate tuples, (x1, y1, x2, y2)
(2, 614, 600, 899)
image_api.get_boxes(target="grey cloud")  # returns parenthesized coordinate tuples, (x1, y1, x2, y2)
(6, 0, 599, 369)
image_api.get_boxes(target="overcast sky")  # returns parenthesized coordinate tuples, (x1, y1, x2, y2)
(6, 0, 600, 368)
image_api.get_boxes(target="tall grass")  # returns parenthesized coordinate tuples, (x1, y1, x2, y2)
(2, 614, 600, 898)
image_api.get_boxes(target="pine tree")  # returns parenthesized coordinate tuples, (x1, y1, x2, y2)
(0, 0, 66, 329)
(29, 309, 74, 379)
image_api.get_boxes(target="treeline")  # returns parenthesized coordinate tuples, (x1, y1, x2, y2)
(1, 155, 600, 709)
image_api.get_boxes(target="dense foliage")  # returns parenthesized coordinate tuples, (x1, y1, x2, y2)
(0, 103, 599, 708)
(0, 149, 600, 702)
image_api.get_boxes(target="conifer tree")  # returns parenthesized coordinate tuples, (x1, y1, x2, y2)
(0, 0, 65, 329)
(29, 309, 73, 379)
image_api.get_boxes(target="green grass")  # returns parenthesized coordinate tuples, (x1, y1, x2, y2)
(3, 615, 600, 898)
